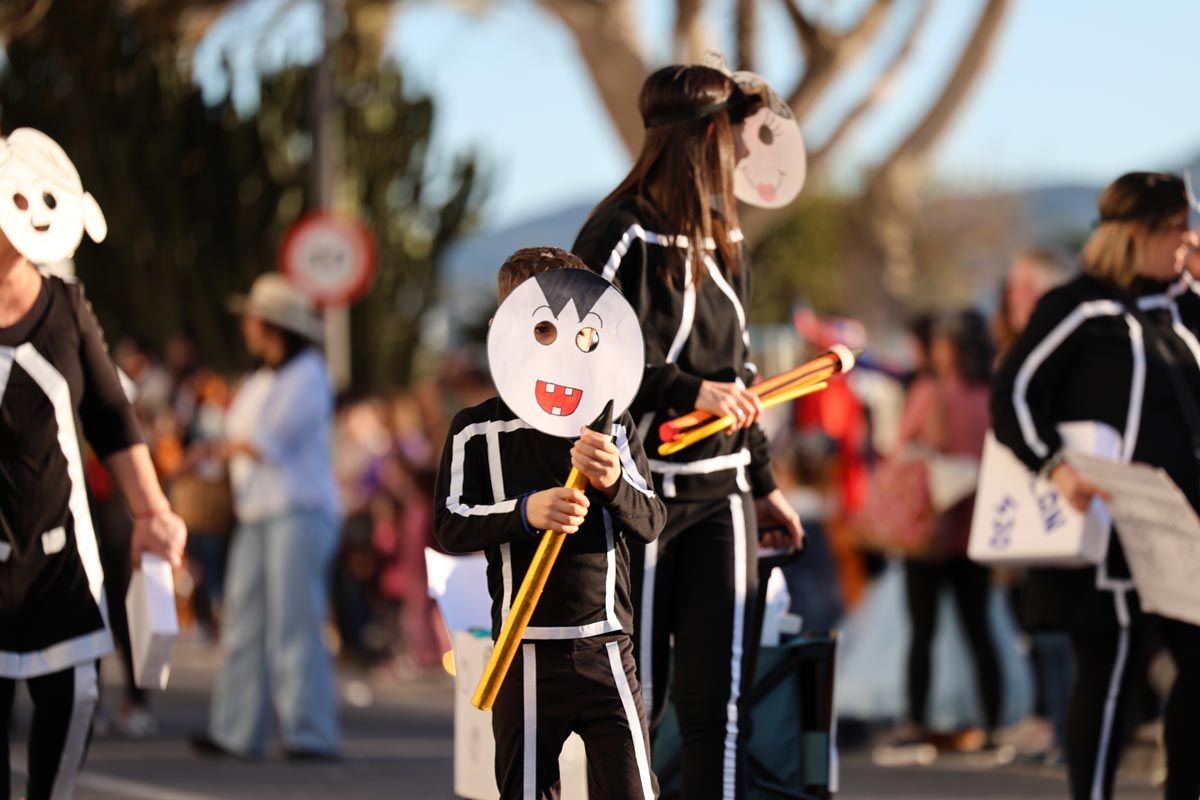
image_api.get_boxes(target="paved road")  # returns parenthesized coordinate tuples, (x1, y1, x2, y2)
(7, 639, 1161, 799)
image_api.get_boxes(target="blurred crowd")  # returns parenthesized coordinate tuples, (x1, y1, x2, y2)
(80, 243, 1173, 782)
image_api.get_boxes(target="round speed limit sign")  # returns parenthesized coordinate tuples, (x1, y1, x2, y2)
(279, 213, 376, 306)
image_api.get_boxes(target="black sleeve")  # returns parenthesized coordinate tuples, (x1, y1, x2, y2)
(601, 411, 666, 543)
(734, 247, 776, 497)
(572, 209, 703, 415)
(991, 285, 1088, 472)
(72, 282, 143, 458)
(433, 409, 527, 554)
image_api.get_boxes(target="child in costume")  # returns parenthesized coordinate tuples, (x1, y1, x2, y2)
(433, 247, 665, 799)
(0, 129, 187, 800)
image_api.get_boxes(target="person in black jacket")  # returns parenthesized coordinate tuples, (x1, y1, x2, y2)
(0, 129, 187, 800)
(573, 65, 804, 800)
(434, 248, 666, 799)
(992, 172, 1200, 800)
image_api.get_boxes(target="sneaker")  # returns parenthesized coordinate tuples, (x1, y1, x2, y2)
(113, 706, 158, 739)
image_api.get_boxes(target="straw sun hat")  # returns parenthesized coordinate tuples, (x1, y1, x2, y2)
(228, 273, 324, 342)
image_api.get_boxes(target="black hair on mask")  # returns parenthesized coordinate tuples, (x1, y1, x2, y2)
(533, 268, 612, 319)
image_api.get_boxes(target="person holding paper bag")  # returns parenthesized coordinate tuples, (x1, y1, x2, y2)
(992, 172, 1200, 800)
(191, 273, 341, 761)
(0, 129, 186, 800)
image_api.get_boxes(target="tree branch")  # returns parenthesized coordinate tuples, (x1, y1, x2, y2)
(735, 0, 756, 71)
(539, 0, 647, 156)
(674, 0, 707, 62)
(807, 0, 931, 171)
(786, 0, 894, 124)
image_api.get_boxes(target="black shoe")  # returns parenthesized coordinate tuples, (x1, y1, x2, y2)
(188, 733, 241, 759)
(283, 747, 341, 763)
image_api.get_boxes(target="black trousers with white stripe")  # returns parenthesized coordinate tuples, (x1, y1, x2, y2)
(492, 635, 658, 800)
(1, 662, 99, 800)
(631, 492, 759, 800)
(1066, 595, 1200, 800)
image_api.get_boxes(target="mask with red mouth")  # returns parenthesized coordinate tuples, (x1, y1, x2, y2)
(730, 72, 807, 210)
(487, 268, 644, 438)
(0, 129, 107, 265)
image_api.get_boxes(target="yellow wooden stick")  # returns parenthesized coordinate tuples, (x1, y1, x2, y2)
(657, 380, 830, 457)
(471, 466, 588, 711)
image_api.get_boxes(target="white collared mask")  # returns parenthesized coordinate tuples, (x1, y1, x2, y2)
(0, 128, 107, 264)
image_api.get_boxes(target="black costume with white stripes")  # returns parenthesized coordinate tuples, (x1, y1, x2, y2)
(433, 397, 664, 799)
(573, 196, 775, 800)
(0, 273, 140, 800)
(992, 272, 1200, 800)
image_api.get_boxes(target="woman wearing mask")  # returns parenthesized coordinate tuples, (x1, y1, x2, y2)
(193, 273, 341, 760)
(0, 128, 186, 800)
(573, 64, 804, 799)
(992, 172, 1200, 800)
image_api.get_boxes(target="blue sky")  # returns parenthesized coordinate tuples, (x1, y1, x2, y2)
(198, 0, 1200, 229)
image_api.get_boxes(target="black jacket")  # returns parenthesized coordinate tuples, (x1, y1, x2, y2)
(0, 275, 142, 676)
(433, 397, 665, 640)
(572, 196, 776, 503)
(992, 272, 1200, 629)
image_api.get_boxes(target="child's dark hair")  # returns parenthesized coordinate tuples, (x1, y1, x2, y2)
(497, 247, 590, 303)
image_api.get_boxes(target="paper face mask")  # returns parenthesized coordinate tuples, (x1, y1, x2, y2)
(732, 73, 807, 209)
(0, 128, 107, 264)
(488, 269, 644, 438)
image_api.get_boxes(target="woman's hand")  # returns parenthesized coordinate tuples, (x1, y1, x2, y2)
(131, 509, 188, 568)
(755, 489, 804, 550)
(526, 487, 590, 534)
(696, 380, 762, 433)
(1050, 463, 1110, 512)
(571, 428, 621, 498)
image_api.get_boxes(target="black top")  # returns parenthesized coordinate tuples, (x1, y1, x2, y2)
(433, 397, 665, 640)
(572, 196, 776, 503)
(0, 273, 142, 676)
(992, 272, 1200, 629)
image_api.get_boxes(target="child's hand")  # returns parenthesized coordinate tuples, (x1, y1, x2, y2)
(526, 487, 590, 534)
(571, 428, 622, 497)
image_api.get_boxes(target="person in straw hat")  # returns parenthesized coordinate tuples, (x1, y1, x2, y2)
(191, 272, 341, 760)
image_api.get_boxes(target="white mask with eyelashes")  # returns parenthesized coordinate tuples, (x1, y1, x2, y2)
(0, 128, 107, 264)
(731, 72, 807, 209)
(488, 268, 644, 438)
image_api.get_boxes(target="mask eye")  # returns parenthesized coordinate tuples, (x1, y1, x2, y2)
(758, 124, 773, 146)
(576, 327, 599, 353)
(42, 192, 56, 210)
(12, 193, 28, 211)
(534, 320, 557, 346)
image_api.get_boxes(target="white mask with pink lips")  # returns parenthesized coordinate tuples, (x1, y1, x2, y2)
(731, 72, 807, 209)
(488, 268, 644, 438)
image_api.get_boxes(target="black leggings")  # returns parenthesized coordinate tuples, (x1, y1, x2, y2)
(1067, 606, 1200, 800)
(904, 558, 1002, 730)
(0, 663, 99, 800)
(631, 492, 759, 800)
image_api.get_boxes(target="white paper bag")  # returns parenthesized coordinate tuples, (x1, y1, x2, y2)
(452, 632, 588, 799)
(968, 423, 1120, 566)
(125, 554, 179, 690)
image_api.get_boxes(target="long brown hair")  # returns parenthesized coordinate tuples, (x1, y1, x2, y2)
(594, 65, 745, 286)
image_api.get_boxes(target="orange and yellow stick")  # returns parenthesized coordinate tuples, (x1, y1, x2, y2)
(658, 345, 858, 444)
(657, 379, 831, 456)
(471, 401, 614, 711)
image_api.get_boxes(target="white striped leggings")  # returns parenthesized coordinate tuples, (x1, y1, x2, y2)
(631, 492, 759, 800)
(1067, 614, 1200, 800)
(1, 662, 98, 800)
(492, 635, 658, 799)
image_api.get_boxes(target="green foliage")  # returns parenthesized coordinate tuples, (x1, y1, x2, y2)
(0, 2, 482, 389)
(746, 195, 848, 322)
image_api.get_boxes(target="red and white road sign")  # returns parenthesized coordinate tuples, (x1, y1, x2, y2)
(279, 212, 376, 306)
